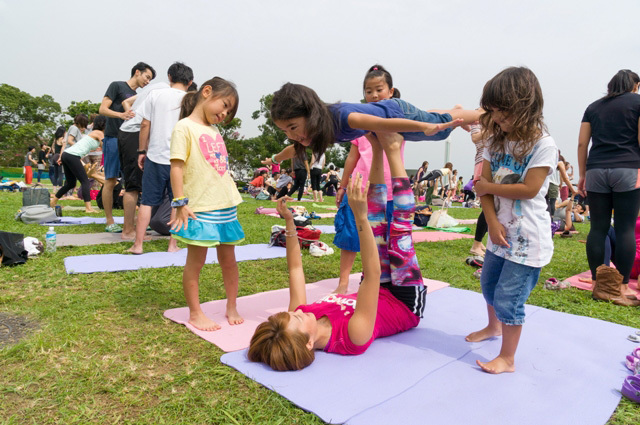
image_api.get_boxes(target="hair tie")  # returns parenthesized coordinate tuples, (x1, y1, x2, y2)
(373, 67, 378, 71)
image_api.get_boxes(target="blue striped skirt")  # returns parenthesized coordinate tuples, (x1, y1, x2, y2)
(171, 207, 245, 247)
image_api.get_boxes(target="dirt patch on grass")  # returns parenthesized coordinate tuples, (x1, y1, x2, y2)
(0, 312, 39, 348)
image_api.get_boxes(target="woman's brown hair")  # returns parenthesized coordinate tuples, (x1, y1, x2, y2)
(248, 312, 315, 371)
(479, 67, 547, 165)
(180, 77, 239, 122)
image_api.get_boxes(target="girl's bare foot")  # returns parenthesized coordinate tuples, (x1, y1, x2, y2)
(226, 305, 244, 325)
(465, 325, 502, 342)
(477, 356, 515, 374)
(333, 283, 349, 295)
(189, 313, 221, 331)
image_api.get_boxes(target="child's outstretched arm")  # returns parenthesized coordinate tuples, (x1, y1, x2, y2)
(262, 145, 296, 166)
(168, 159, 197, 232)
(275, 197, 308, 311)
(347, 113, 463, 137)
(347, 174, 381, 346)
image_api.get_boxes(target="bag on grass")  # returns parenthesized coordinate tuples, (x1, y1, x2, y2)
(22, 184, 50, 206)
(15, 204, 60, 224)
(0, 231, 28, 266)
(427, 209, 459, 228)
(413, 205, 433, 227)
(256, 190, 270, 200)
(268, 225, 322, 249)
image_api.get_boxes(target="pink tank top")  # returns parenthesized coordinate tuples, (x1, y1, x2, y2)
(296, 288, 419, 355)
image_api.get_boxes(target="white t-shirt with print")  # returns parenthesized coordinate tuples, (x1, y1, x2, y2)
(139, 87, 186, 165)
(119, 82, 170, 133)
(483, 135, 558, 268)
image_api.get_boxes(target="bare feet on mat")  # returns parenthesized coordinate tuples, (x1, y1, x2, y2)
(333, 283, 349, 295)
(465, 325, 502, 342)
(127, 245, 143, 255)
(477, 356, 515, 374)
(167, 239, 180, 253)
(226, 306, 244, 325)
(85, 209, 100, 213)
(578, 277, 593, 285)
(189, 313, 221, 331)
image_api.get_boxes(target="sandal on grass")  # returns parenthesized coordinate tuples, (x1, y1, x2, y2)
(626, 355, 640, 374)
(628, 334, 640, 343)
(105, 223, 122, 233)
(621, 375, 640, 404)
(544, 278, 571, 290)
(473, 268, 482, 280)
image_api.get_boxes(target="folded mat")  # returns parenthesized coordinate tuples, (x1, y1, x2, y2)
(456, 218, 478, 224)
(57, 232, 168, 247)
(164, 274, 450, 352)
(64, 243, 286, 274)
(222, 287, 635, 425)
(426, 226, 471, 233)
(412, 231, 473, 242)
(565, 270, 639, 295)
(42, 216, 124, 226)
(62, 205, 101, 211)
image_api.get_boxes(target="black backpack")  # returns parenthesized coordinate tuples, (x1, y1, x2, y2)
(96, 181, 124, 210)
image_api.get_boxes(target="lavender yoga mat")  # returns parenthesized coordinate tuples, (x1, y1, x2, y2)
(222, 287, 635, 425)
(42, 216, 125, 226)
(64, 244, 286, 274)
(164, 274, 450, 352)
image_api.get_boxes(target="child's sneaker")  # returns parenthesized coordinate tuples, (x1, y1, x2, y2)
(543, 278, 571, 290)
(309, 241, 334, 257)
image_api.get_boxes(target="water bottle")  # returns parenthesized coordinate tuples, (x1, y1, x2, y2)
(46, 226, 56, 253)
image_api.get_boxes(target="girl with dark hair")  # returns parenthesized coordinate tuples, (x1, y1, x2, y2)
(465, 67, 558, 374)
(577, 69, 640, 303)
(50, 116, 107, 213)
(169, 77, 244, 331)
(249, 132, 426, 371)
(66, 114, 89, 146)
(322, 165, 339, 196)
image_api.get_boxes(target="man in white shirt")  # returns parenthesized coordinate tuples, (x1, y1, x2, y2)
(128, 62, 193, 254)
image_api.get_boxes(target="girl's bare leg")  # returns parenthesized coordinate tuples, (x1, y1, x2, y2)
(184, 245, 220, 331)
(335, 249, 357, 294)
(465, 303, 502, 342)
(216, 244, 244, 325)
(477, 323, 521, 374)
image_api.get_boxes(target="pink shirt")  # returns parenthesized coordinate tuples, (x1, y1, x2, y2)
(296, 288, 419, 355)
(351, 136, 405, 201)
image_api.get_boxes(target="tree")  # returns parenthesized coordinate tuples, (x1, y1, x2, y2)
(63, 100, 100, 128)
(0, 84, 61, 166)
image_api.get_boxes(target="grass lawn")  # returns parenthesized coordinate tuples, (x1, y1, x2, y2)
(1, 189, 639, 424)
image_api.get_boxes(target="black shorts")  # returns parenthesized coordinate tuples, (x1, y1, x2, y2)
(118, 130, 143, 192)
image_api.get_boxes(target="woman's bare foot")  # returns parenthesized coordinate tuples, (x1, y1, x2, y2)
(85, 209, 100, 213)
(578, 277, 593, 286)
(167, 238, 181, 253)
(189, 312, 221, 331)
(477, 356, 515, 374)
(465, 325, 502, 342)
(621, 284, 638, 298)
(226, 305, 244, 325)
(127, 245, 143, 255)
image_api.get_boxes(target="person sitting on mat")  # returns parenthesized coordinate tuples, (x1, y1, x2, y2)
(248, 132, 426, 371)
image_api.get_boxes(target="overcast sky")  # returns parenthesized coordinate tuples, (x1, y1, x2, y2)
(1, 0, 638, 177)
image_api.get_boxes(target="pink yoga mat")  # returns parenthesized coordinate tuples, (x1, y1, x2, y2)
(564, 270, 640, 295)
(412, 231, 473, 243)
(163, 274, 450, 352)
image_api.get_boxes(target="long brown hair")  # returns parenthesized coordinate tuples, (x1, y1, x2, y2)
(270, 83, 334, 160)
(180, 77, 239, 123)
(479, 67, 547, 165)
(248, 311, 315, 371)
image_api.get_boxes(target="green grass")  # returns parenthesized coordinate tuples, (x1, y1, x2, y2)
(0, 190, 639, 424)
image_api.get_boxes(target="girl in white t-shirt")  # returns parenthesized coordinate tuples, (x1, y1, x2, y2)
(169, 77, 244, 332)
(465, 67, 558, 374)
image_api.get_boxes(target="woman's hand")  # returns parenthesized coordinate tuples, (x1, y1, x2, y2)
(488, 222, 509, 247)
(577, 176, 586, 197)
(347, 173, 369, 218)
(276, 196, 294, 221)
(474, 176, 491, 197)
(169, 205, 197, 232)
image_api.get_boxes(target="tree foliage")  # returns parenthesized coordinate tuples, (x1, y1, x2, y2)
(62, 100, 101, 128)
(0, 84, 61, 166)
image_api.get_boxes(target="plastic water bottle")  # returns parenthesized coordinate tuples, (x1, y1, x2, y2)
(46, 226, 56, 253)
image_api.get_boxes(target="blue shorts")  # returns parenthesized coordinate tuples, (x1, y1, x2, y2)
(141, 158, 172, 206)
(391, 98, 453, 142)
(480, 250, 541, 325)
(102, 136, 121, 180)
(333, 193, 393, 252)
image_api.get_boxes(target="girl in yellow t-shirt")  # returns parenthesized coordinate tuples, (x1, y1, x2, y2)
(169, 77, 244, 331)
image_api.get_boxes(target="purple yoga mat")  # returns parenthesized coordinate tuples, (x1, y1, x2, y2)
(222, 287, 635, 425)
(42, 216, 125, 226)
(64, 244, 286, 274)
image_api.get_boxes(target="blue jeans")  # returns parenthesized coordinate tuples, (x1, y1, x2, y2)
(480, 251, 541, 325)
(390, 98, 453, 142)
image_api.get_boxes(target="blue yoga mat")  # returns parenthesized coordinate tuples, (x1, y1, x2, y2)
(221, 287, 636, 425)
(64, 244, 286, 274)
(42, 216, 125, 226)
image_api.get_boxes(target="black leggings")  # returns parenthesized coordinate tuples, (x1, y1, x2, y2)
(475, 211, 487, 243)
(310, 168, 323, 191)
(288, 169, 307, 201)
(56, 152, 91, 202)
(323, 178, 339, 195)
(463, 190, 475, 202)
(586, 189, 640, 283)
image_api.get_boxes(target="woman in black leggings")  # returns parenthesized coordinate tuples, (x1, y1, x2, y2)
(578, 70, 640, 298)
(287, 152, 309, 201)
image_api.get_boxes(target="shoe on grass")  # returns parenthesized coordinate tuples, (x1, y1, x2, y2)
(105, 223, 122, 233)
